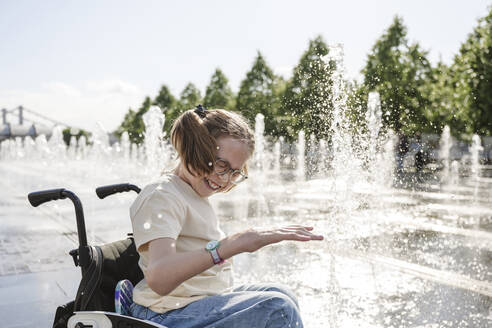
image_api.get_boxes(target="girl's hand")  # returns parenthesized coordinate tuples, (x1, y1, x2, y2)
(235, 225, 324, 253)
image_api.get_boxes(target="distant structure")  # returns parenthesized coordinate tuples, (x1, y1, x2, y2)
(0, 106, 75, 141)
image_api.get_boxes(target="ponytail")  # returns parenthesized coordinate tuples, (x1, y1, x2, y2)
(170, 107, 255, 178)
(170, 110, 216, 177)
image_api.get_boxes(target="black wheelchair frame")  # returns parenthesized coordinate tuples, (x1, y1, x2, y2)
(28, 183, 167, 328)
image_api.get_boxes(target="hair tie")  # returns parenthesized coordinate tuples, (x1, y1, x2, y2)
(194, 104, 207, 118)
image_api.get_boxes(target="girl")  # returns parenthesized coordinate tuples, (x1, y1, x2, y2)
(129, 105, 324, 327)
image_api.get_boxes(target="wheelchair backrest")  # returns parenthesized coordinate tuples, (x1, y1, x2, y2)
(75, 237, 144, 312)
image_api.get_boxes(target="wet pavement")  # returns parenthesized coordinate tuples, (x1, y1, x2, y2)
(0, 269, 79, 327)
(0, 184, 79, 327)
(1, 161, 492, 327)
(0, 171, 136, 327)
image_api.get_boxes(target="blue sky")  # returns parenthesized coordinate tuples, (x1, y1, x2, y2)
(1, 0, 490, 131)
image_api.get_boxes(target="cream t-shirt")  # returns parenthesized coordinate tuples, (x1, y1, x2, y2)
(129, 174, 233, 313)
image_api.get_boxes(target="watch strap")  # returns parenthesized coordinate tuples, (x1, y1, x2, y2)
(206, 242, 225, 265)
(210, 248, 225, 265)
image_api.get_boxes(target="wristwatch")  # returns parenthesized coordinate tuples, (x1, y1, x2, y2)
(205, 240, 225, 265)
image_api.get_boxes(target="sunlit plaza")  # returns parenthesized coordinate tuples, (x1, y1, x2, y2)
(1, 2, 492, 328)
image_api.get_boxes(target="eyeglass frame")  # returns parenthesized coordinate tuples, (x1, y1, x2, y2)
(213, 158, 248, 185)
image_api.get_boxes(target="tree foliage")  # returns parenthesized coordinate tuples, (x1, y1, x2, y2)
(281, 36, 335, 140)
(419, 7, 492, 137)
(359, 16, 432, 134)
(113, 9, 492, 143)
(178, 82, 202, 111)
(420, 62, 469, 135)
(62, 127, 90, 146)
(451, 8, 492, 136)
(161, 82, 203, 134)
(153, 85, 175, 112)
(116, 96, 152, 144)
(236, 52, 280, 136)
(203, 68, 234, 109)
(153, 85, 177, 134)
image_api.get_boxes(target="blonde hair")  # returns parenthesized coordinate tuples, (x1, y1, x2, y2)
(170, 108, 255, 179)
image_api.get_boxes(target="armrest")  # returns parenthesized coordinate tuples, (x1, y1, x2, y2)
(68, 311, 167, 328)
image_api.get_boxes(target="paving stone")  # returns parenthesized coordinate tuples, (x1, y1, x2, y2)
(0, 269, 80, 327)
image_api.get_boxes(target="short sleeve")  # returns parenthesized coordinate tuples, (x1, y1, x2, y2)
(130, 189, 186, 251)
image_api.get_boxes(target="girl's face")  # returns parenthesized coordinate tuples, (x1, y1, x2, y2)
(177, 136, 250, 198)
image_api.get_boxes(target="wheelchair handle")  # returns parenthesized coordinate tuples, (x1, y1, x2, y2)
(28, 189, 89, 268)
(28, 188, 66, 207)
(96, 183, 141, 199)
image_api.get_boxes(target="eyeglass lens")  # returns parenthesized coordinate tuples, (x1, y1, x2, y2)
(214, 159, 245, 183)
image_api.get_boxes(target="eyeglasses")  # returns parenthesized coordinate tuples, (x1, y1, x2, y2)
(213, 158, 248, 185)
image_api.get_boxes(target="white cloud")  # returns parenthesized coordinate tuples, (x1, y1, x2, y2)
(85, 79, 141, 95)
(42, 82, 81, 97)
(0, 79, 146, 132)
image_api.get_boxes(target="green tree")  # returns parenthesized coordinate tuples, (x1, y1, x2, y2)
(236, 52, 280, 135)
(115, 108, 136, 138)
(345, 79, 368, 133)
(154, 84, 175, 111)
(62, 127, 90, 146)
(359, 16, 432, 134)
(281, 36, 335, 140)
(116, 96, 152, 144)
(449, 7, 492, 136)
(153, 84, 178, 134)
(203, 68, 234, 109)
(178, 82, 202, 110)
(420, 62, 470, 135)
(162, 82, 203, 132)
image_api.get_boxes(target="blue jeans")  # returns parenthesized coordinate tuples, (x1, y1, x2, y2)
(130, 283, 303, 328)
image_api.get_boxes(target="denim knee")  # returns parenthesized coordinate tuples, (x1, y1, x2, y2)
(253, 283, 300, 309)
(263, 291, 303, 328)
(235, 283, 300, 307)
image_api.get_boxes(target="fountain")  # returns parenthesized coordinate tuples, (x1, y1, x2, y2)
(471, 134, 483, 180)
(1, 47, 491, 328)
(296, 130, 306, 182)
(470, 134, 484, 201)
(439, 125, 453, 184)
(366, 91, 382, 170)
(142, 106, 168, 177)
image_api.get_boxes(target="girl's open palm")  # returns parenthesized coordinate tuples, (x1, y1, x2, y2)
(239, 225, 324, 253)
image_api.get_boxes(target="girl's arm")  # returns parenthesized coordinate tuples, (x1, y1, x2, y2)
(145, 225, 323, 296)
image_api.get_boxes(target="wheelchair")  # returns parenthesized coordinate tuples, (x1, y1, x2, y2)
(28, 183, 167, 328)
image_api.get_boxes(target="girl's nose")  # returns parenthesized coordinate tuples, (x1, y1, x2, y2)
(216, 173, 229, 182)
(212, 171, 229, 183)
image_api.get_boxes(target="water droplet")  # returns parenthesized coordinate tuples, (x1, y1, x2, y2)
(143, 222, 151, 230)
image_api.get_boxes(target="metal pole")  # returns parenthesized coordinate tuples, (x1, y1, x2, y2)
(18, 106, 24, 125)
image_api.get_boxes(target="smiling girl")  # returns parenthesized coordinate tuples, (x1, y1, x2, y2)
(129, 105, 323, 328)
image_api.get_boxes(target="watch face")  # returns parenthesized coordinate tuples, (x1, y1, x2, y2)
(206, 240, 218, 250)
